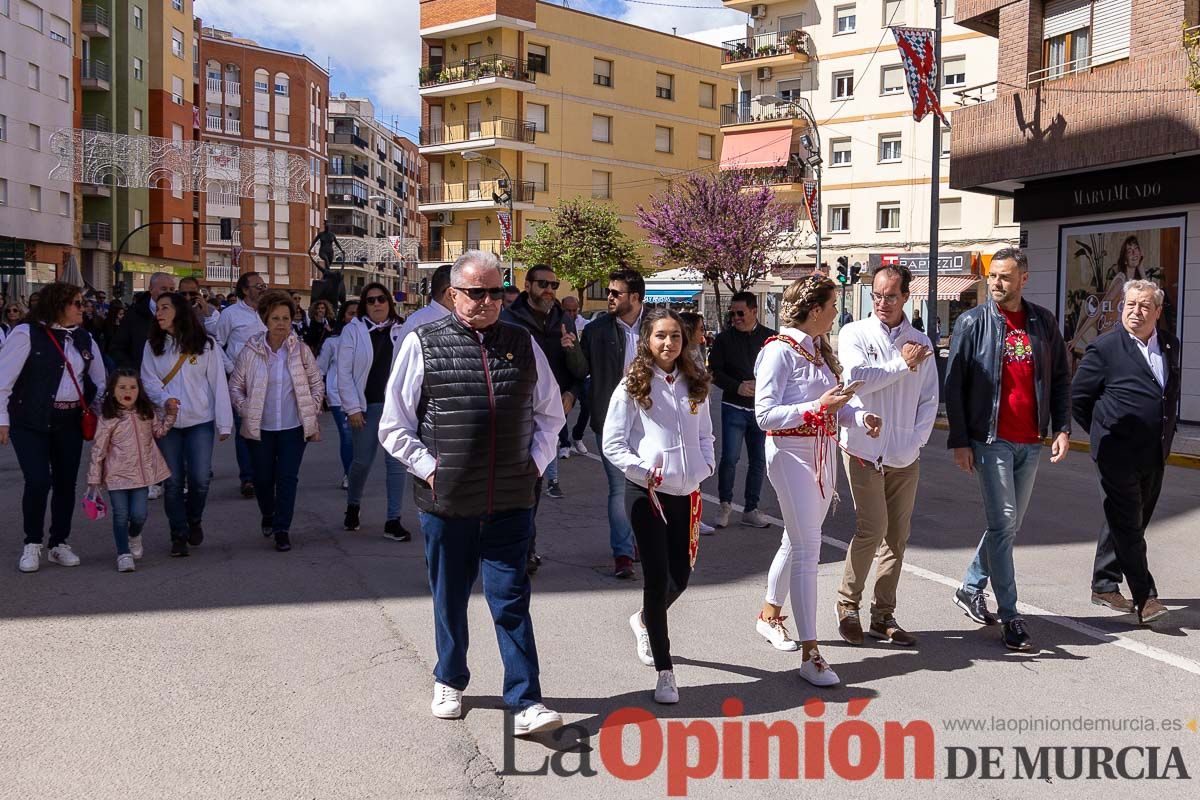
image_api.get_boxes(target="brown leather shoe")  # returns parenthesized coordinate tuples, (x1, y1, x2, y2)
(836, 605, 863, 645)
(1139, 598, 1169, 624)
(1091, 591, 1134, 613)
(869, 617, 917, 646)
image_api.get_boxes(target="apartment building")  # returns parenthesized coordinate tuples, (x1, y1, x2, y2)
(951, 0, 1200, 423)
(718, 0, 1014, 326)
(327, 95, 426, 309)
(199, 27, 328, 293)
(417, 0, 732, 304)
(0, 0, 76, 288)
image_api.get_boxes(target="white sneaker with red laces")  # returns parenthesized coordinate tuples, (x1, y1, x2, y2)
(756, 614, 800, 651)
(799, 654, 840, 687)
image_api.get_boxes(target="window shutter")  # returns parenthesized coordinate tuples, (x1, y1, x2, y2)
(1042, 0, 1091, 39)
(591, 115, 609, 141)
(1091, 0, 1131, 64)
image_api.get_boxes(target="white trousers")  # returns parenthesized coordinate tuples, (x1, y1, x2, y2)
(763, 437, 833, 642)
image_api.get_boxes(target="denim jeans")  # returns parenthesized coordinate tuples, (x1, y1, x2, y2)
(329, 405, 354, 477)
(420, 507, 542, 710)
(9, 409, 84, 546)
(596, 432, 635, 560)
(250, 427, 308, 534)
(717, 404, 766, 511)
(108, 487, 149, 555)
(231, 410, 254, 483)
(347, 402, 405, 520)
(156, 422, 215, 535)
(545, 448, 559, 483)
(962, 439, 1041, 622)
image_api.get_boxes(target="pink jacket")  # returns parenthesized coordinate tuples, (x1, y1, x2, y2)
(229, 332, 325, 441)
(87, 409, 176, 490)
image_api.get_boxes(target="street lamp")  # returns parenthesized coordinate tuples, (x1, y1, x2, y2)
(755, 94, 823, 271)
(461, 149, 514, 284)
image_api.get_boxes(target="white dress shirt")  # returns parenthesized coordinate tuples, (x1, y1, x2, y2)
(0, 324, 107, 426)
(1130, 329, 1166, 388)
(213, 301, 266, 372)
(395, 300, 452, 347)
(140, 338, 234, 434)
(261, 344, 302, 431)
(379, 318, 567, 482)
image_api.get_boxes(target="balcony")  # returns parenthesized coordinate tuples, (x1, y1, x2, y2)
(418, 56, 536, 98)
(328, 223, 368, 237)
(206, 77, 222, 103)
(81, 113, 111, 133)
(331, 132, 370, 150)
(376, 176, 386, 189)
(327, 192, 368, 208)
(1027, 47, 1129, 87)
(721, 97, 812, 129)
(205, 114, 223, 133)
(206, 262, 240, 284)
(721, 29, 810, 70)
(206, 191, 241, 213)
(81, 5, 110, 37)
(739, 164, 809, 192)
(418, 117, 536, 154)
(420, 180, 536, 212)
(204, 228, 241, 245)
(443, 240, 505, 260)
(81, 222, 112, 250)
(225, 80, 241, 103)
(81, 60, 111, 91)
(225, 118, 242, 135)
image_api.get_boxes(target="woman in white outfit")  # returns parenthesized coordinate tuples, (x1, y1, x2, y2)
(755, 276, 881, 687)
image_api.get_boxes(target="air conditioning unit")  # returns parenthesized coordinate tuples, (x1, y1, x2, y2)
(757, 66, 773, 81)
(751, 4, 768, 19)
(430, 211, 454, 227)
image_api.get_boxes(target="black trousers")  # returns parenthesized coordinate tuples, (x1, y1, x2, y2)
(626, 482, 695, 671)
(1090, 459, 1164, 611)
(10, 410, 85, 547)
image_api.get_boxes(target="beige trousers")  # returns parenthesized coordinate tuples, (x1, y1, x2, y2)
(836, 454, 920, 621)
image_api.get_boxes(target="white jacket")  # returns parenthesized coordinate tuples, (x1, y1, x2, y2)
(213, 300, 266, 373)
(316, 333, 343, 408)
(838, 315, 939, 468)
(603, 368, 715, 497)
(140, 338, 234, 435)
(335, 316, 403, 416)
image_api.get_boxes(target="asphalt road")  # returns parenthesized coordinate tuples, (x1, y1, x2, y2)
(2, 406, 1199, 799)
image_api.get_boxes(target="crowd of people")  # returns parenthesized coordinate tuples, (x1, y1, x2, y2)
(0, 243, 1182, 735)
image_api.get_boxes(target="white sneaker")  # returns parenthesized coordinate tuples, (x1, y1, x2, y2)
(47, 544, 81, 567)
(431, 681, 463, 719)
(341, 475, 349, 490)
(558, 446, 571, 460)
(699, 520, 716, 536)
(147, 483, 163, 500)
(511, 703, 563, 736)
(756, 614, 800, 652)
(116, 554, 136, 573)
(654, 670, 679, 704)
(629, 612, 655, 667)
(572, 440, 588, 456)
(129, 536, 144, 560)
(714, 501, 733, 528)
(799, 654, 841, 687)
(18, 543, 42, 573)
(742, 508, 771, 528)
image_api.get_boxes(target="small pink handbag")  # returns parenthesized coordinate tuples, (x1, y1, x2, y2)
(82, 490, 108, 521)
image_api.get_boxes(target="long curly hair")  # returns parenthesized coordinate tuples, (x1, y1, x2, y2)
(147, 293, 211, 357)
(778, 275, 842, 380)
(30, 282, 82, 326)
(624, 308, 710, 411)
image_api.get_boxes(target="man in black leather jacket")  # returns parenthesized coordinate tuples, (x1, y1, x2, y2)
(945, 247, 1071, 652)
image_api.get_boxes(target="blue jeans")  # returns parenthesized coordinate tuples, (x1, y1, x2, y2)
(250, 427, 308, 534)
(717, 404, 766, 511)
(420, 508, 542, 710)
(962, 439, 1042, 622)
(108, 487, 148, 555)
(347, 402, 405, 520)
(157, 422, 215, 535)
(596, 432, 635, 560)
(329, 405, 354, 477)
(545, 448, 559, 483)
(232, 410, 253, 483)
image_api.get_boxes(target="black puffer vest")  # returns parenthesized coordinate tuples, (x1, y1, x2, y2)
(9, 325, 99, 431)
(413, 315, 539, 518)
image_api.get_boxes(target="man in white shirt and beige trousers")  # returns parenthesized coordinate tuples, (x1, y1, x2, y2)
(835, 265, 939, 646)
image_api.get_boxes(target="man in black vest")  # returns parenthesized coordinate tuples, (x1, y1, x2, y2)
(1072, 279, 1181, 625)
(380, 250, 566, 736)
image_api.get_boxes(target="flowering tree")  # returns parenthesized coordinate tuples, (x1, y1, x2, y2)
(507, 197, 642, 301)
(636, 171, 797, 314)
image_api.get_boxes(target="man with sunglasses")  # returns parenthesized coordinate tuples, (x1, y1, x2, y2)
(179, 277, 220, 332)
(380, 250, 566, 736)
(110, 272, 176, 370)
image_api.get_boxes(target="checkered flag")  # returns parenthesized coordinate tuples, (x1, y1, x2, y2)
(497, 212, 513, 248)
(890, 27, 950, 125)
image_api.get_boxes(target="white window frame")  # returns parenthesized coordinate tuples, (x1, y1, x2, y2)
(133, 57, 143, 81)
(835, 4, 857, 35)
(883, 0, 904, 26)
(877, 202, 901, 232)
(171, 28, 184, 59)
(830, 138, 852, 167)
(655, 72, 674, 101)
(833, 71, 854, 100)
(939, 198, 962, 230)
(878, 133, 902, 163)
(942, 56, 966, 88)
(526, 103, 548, 134)
(829, 205, 851, 233)
(593, 58, 613, 88)
(133, 5, 142, 29)
(995, 196, 1016, 227)
(880, 65, 905, 95)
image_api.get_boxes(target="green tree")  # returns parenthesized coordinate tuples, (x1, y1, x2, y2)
(508, 197, 642, 301)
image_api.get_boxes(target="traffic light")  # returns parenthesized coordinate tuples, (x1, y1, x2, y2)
(503, 268, 513, 288)
(850, 262, 862, 284)
(219, 218, 233, 240)
(835, 256, 850, 285)
(419, 278, 429, 296)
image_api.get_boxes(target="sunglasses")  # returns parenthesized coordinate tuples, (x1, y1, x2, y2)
(532, 279, 560, 291)
(606, 288, 628, 298)
(454, 286, 505, 302)
(70, 299, 84, 308)
(364, 295, 390, 305)
(731, 309, 749, 317)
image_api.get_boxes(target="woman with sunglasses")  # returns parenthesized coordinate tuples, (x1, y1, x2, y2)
(336, 282, 408, 539)
(3, 302, 28, 337)
(0, 283, 107, 573)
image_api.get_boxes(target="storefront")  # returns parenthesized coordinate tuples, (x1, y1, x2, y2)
(643, 268, 703, 311)
(117, 260, 204, 294)
(867, 251, 985, 345)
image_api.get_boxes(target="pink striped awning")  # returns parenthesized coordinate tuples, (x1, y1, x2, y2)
(719, 129, 793, 170)
(907, 274, 982, 300)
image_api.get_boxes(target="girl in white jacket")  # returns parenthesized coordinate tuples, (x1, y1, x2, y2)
(603, 308, 715, 705)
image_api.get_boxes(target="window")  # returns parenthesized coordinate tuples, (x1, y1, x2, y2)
(881, 65, 904, 95)
(698, 133, 714, 160)
(133, 208, 143, 229)
(133, 108, 143, 130)
(274, 111, 289, 133)
(274, 220, 290, 240)
(133, 5, 142, 29)
(699, 82, 715, 109)
(593, 58, 612, 87)
(57, 74, 68, 101)
(274, 73, 289, 96)
(655, 126, 673, 153)
(48, 14, 68, 43)
(273, 256, 288, 282)
(172, 0, 183, 9)
(171, 28, 184, 59)
(996, 196, 1016, 227)
(28, 122, 39, 150)
(833, 71, 854, 99)
(591, 170, 611, 200)
(0, 50, 5, 79)
(171, 76, 184, 105)
(943, 0, 956, 16)
(0, 179, 6, 206)
(27, 63, 39, 91)
(591, 114, 611, 143)
(779, 13, 806, 33)
(58, 190, 69, 216)
(830, 138, 852, 166)
(172, 217, 184, 245)
(133, 57, 143, 81)
(941, 125, 951, 157)
(254, 109, 269, 132)
(655, 72, 674, 100)
(527, 43, 548, 74)
(835, 5, 856, 35)
(526, 161, 548, 192)
(777, 77, 807, 104)
(939, 198, 962, 230)
(29, 185, 40, 212)
(878, 133, 901, 163)
(526, 103, 548, 133)
(829, 205, 850, 233)
(254, 69, 269, 93)
(942, 56, 965, 88)
(883, 0, 904, 25)
(877, 203, 900, 231)
(0, 114, 5, 141)
(18, 0, 40, 31)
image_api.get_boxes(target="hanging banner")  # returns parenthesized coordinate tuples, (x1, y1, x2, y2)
(890, 27, 950, 125)
(802, 181, 820, 236)
(497, 211, 513, 248)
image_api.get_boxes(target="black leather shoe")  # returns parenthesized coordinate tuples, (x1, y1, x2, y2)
(344, 504, 360, 531)
(383, 519, 411, 542)
(170, 536, 190, 558)
(261, 516, 274, 537)
(274, 531, 291, 552)
(187, 522, 204, 546)
(954, 587, 998, 626)
(1002, 618, 1032, 651)
(240, 481, 256, 498)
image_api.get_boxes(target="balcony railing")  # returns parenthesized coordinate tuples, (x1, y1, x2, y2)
(720, 97, 812, 127)
(739, 164, 809, 187)
(951, 80, 998, 105)
(81, 113, 111, 132)
(721, 29, 810, 65)
(205, 114, 222, 132)
(206, 77, 222, 95)
(327, 193, 368, 208)
(421, 180, 535, 205)
(1027, 47, 1130, 86)
(225, 118, 241, 135)
(206, 191, 240, 209)
(331, 132, 370, 149)
(376, 176, 386, 189)
(225, 80, 241, 99)
(419, 55, 535, 88)
(444, 240, 505, 260)
(204, 229, 241, 245)
(82, 59, 111, 84)
(81, 4, 110, 31)
(206, 262, 239, 284)
(81, 222, 112, 242)
(419, 117, 536, 147)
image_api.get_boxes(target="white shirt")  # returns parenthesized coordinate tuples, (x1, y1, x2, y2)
(261, 344, 302, 431)
(395, 300, 452, 348)
(316, 334, 342, 407)
(617, 310, 643, 369)
(379, 318, 567, 482)
(0, 324, 107, 426)
(214, 301, 266, 372)
(1130, 329, 1166, 388)
(140, 338, 234, 434)
(755, 326, 863, 435)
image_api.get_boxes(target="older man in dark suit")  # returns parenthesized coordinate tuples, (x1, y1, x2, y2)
(1071, 279, 1181, 624)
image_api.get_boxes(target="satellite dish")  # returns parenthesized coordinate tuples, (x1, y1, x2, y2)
(339, 92, 347, 99)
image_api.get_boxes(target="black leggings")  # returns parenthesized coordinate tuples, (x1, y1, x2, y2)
(626, 482, 696, 671)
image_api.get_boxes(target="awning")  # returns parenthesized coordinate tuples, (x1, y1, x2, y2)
(719, 129, 793, 170)
(907, 274, 982, 300)
(644, 288, 701, 304)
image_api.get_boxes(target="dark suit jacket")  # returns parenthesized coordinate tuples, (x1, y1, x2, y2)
(108, 292, 155, 370)
(1070, 326, 1181, 467)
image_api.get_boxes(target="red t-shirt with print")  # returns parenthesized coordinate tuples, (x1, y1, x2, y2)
(996, 307, 1040, 444)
